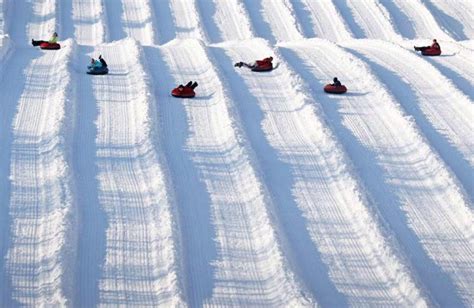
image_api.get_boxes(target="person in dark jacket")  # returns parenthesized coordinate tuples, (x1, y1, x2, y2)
(235, 56, 273, 69)
(99, 55, 108, 67)
(331, 77, 342, 87)
(178, 81, 198, 90)
(32, 32, 58, 46)
(414, 39, 440, 52)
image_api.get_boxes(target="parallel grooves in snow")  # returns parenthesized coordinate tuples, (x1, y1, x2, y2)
(103, 0, 125, 42)
(165, 0, 206, 42)
(240, 0, 303, 43)
(344, 40, 473, 197)
(213, 38, 427, 306)
(5, 42, 73, 306)
(283, 39, 472, 306)
(413, 42, 474, 101)
(72, 44, 106, 307)
(379, 0, 453, 41)
(423, 0, 474, 40)
(27, 0, 58, 45)
(87, 39, 182, 306)
(195, 0, 253, 43)
(332, 0, 401, 41)
(145, 39, 311, 307)
(116, 0, 155, 45)
(293, 0, 352, 41)
(1, 0, 473, 306)
(0, 47, 37, 307)
(70, 0, 106, 45)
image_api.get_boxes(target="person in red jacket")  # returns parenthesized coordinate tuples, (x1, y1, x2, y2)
(414, 39, 440, 52)
(235, 56, 273, 69)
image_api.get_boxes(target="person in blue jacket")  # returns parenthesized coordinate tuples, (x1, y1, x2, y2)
(88, 57, 103, 70)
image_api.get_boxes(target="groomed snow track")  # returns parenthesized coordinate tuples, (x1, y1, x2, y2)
(0, 0, 472, 306)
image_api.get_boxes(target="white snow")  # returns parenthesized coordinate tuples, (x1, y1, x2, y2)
(0, 0, 472, 307)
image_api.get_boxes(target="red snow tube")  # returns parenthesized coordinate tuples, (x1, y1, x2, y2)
(252, 63, 273, 72)
(171, 87, 195, 98)
(324, 84, 347, 94)
(421, 48, 441, 56)
(40, 42, 61, 50)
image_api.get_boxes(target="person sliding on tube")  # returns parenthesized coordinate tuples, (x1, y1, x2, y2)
(98, 55, 108, 68)
(414, 39, 440, 52)
(178, 81, 198, 90)
(332, 77, 342, 87)
(234, 56, 273, 69)
(32, 32, 58, 46)
(88, 58, 103, 70)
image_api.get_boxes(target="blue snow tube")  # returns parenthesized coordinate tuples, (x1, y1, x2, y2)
(87, 66, 109, 75)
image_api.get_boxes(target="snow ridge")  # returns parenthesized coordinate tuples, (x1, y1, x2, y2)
(0, 0, 473, 306)
(5, 39, 74, 306)
(145, 38, 312, 307)
(281, 38, 472, 306)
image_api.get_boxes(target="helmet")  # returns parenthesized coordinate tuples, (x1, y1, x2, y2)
(269, 56, 273, 61)
(53, 32, 58, 36)
(333, 77, 338, 82)
(433, 38, 437, 42)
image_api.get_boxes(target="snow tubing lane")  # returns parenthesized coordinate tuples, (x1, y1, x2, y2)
(324, 84, 347, 94)
(40, 42, 61, 50)
(422, 48, 441, 56)
(171, 87, 195, 98)
(87, 67, 109, 75)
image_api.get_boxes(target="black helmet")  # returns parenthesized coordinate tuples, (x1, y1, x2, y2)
(333, 77, 338, 82)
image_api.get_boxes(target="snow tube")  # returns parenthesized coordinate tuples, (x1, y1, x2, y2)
(87, 67, 109, 75)
(251, 63, 273, 72)
(40, 42, 61, 50)
(171, 87, 195, 98)
(421, 48, 441, 56)
(324, 84, 347, 94)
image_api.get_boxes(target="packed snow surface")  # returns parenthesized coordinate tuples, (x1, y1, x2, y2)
(0, 0, 472, 306)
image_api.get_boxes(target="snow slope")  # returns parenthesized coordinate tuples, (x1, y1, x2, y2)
(0, 0, 472, 306)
